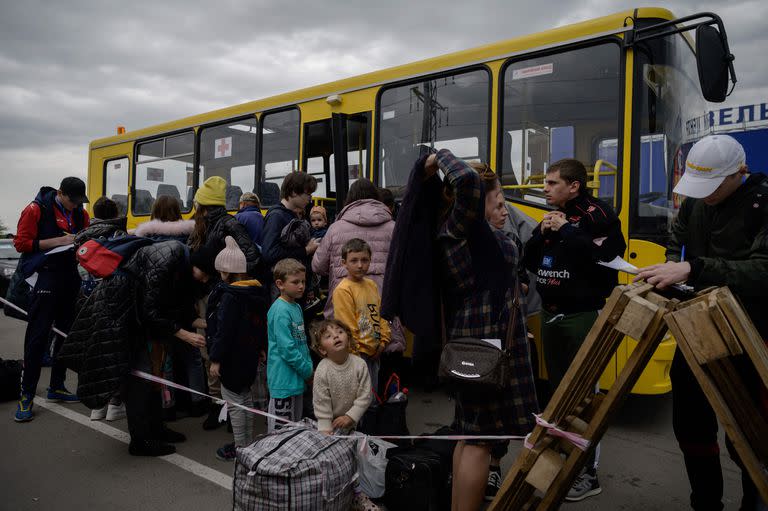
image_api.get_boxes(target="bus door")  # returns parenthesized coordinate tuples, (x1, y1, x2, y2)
(302, 110, 371, 220)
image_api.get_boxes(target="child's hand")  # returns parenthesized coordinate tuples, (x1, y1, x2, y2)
(192, 318, 207, 330)
(321, 430, 332, 435)
(259, 350, 267, 363)
(209, 362, 221, 378)
(332, 415, 355, 430)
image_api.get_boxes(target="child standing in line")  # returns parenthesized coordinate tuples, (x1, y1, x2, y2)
(206, 237, 268, 461)
(332, 238, 390, 397)
(310, 319, 371, 434)
(267, 258, 314, 432)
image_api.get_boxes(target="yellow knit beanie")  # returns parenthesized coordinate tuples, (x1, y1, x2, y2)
(194, 176, 227, 206)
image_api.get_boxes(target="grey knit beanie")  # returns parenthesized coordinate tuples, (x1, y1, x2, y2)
(215, 236, 247, 273)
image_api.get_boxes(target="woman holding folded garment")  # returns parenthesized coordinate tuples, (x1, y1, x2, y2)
(425, 150, 538, 511)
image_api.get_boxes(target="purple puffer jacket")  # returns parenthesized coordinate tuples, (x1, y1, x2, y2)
(312, 199, 405, 344)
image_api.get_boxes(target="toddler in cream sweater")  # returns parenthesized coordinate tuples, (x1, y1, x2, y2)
(310, 319, 372, 434)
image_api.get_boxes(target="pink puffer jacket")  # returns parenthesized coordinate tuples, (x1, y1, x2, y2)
(312, 199, 394, 317)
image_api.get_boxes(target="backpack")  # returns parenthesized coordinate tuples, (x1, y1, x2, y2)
(76, 235, 154, 278)
(233, 426, 356, 510)
(384, 446, 446, 511)
(0, 358, 23, 402)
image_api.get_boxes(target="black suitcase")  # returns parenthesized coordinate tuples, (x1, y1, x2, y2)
(384, 447, 446, 511)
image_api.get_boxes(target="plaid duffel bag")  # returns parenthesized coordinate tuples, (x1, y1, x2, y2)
(233, 426, 356, 510)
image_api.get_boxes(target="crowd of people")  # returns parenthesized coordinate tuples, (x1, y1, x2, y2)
(7, 134, 768, 511)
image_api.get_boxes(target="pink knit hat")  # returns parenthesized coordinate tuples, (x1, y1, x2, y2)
(215, 236, 247, 273)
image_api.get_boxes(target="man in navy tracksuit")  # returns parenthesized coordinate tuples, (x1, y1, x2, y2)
(524, 159, 626, 501)
(13, 177, 90, 422)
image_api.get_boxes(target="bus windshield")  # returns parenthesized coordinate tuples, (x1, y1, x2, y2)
(632, 31, 709, 238)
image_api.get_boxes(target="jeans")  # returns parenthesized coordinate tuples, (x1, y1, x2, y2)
(21, 269, 80, 396)
(221, 384, 254, 447)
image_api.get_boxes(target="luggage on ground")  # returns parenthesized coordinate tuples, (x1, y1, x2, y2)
(384, 446, 446, 511)
(0, 358, 23, 401)
(233, 426, 356, 510)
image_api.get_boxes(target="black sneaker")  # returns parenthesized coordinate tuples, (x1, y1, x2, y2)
(485, 466, 502, 501)
(129, 439, 176, 457)
(203, 403, 225, 431)
(565, 468, 602, 502)
(161, 426, 187, 443)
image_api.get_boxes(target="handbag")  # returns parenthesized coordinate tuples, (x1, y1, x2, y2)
(438, 286, 520, 390)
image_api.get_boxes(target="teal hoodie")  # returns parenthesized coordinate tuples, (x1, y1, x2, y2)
(267, 297, 313, 399)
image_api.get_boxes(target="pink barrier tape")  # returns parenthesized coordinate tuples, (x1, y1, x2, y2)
(0, 295, 530, 444)
(523, 414, 591, 451)
(131, 370, 528, 442)
(0, 296, 69, 338)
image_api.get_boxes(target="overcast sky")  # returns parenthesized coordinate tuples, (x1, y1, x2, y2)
(0, 0, 765, 231)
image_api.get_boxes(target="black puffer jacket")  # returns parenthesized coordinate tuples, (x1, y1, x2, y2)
(73, 217, 128, 246)
(59, 241, 194, 408)
(194, 207, 261, 276)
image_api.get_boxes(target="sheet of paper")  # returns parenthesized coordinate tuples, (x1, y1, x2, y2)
(25, 272, 38, 288)
(597, 256, 639, 274)
(480, 338, 502, 350)
(45, 244, 74, 255)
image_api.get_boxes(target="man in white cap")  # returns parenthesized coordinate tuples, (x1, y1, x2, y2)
(637, 134, 768, 511)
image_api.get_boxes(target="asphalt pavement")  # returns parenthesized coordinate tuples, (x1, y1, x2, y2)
(0, 313, 744, 510)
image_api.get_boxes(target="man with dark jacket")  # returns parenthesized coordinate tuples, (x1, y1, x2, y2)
(637, 135, 768, 511)
(524, 158, 626, 501)
(235, 192, 265, 247)
(260, 173, 318, 298)
(13, 177, 90, 422)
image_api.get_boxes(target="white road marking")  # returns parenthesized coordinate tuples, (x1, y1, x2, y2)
(34, 399, 233, 490)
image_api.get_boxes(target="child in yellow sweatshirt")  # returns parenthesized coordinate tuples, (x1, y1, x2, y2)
(332, 238, 390, 397)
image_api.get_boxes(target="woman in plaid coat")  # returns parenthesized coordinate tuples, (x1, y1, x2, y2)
(426, 149, 539, 510)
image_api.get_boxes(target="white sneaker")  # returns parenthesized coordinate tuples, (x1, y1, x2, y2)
(90, 405, 108, 421)
(106, 403, 126, 421)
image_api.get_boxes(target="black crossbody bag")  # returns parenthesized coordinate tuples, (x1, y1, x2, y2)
(438, 287, 520, 390)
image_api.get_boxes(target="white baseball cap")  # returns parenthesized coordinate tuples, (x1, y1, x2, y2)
(673, 135, 746, 198)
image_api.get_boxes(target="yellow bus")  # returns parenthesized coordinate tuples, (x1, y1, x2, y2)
(87, 8, 736, 394)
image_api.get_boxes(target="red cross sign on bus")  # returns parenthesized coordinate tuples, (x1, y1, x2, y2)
(215, 137, 232, 159)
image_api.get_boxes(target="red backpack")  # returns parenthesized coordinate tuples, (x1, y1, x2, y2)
(77, 236, 154, 278)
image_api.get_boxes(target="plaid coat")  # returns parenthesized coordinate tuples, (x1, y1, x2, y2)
(436, 149, 538, 436)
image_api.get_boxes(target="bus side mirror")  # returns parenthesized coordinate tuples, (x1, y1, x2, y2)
(695, 24, 732, 103)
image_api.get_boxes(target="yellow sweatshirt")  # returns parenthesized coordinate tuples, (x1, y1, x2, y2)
(332, 277, 391, 356)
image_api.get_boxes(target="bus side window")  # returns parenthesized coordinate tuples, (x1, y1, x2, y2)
(260, 109, 300, 207)
(199, 118, 258, 211)
(104, 157, 129, 216)
(135, 133, 194, 215)
(501, 44, 621, 208)
(378, 69, 490, 189)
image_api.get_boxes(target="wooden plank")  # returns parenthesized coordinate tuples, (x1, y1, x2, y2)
(525, 449, 565, 493)
(666, 312, 768, 505)
(715, 288, 768, 390)
(615, 296, 659, 340)
(536, 296, 673, 509)
(666, 302, 729, 363)
(708, 294, 743, 356)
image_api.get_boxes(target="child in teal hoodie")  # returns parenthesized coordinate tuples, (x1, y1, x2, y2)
(266, 258, 313, 432)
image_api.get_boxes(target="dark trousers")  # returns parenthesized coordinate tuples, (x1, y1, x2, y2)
(671, 349, 758, 511)
(21, 269, 80, 397)
(124, 347, 163, 442)
(541, 309, 599, 471)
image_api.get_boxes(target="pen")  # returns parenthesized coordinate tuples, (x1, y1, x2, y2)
(680, 245, 686, 263)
